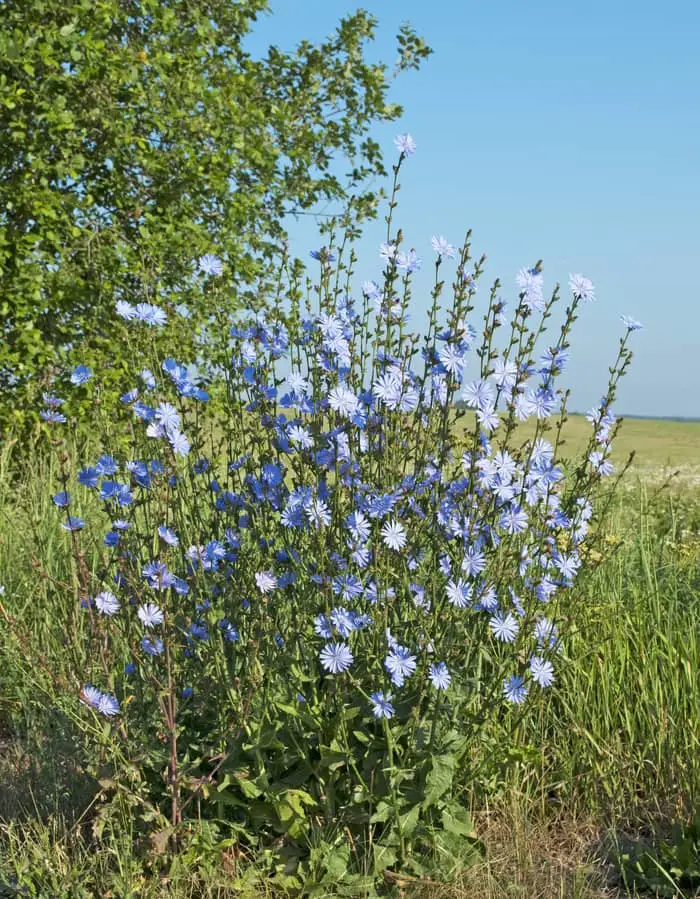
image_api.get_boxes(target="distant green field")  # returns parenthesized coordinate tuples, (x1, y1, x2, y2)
(467, 413, 700, 471)
(560, 414, 699, 469)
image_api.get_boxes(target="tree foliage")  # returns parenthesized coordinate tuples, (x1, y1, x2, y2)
(0, 0, 431, 426)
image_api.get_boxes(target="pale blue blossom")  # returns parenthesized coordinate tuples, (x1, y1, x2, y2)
(446, 579, 471, 609)
(394, 132, 416, 156)
(489, 612, 519, 643)
(369, 691, 395, 719)
(384, 645, 417, 687)
(198, 253, 223, 276)
(568, 273, 595, 303)
(515, 268, 545, 312)
(462, 379, 495, 412)
(530, 656, 555, 687)
(320, 642, 354, 674)
(428, 661, 451, 690)
(95, 591, 120, 616)
(621, 315, 643, 331)
(431, 235, 457, 259)
(504, 674, 528, 704)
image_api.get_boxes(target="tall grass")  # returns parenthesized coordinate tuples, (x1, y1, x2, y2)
(520, 483, 700, 822)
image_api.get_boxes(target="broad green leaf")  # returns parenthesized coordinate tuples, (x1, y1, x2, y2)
(423, 753, 456, 808)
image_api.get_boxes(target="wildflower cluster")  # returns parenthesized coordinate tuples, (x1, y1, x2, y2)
(43, 136, 640, 884)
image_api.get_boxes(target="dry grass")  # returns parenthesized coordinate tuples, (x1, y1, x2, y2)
(406, 803, 622, 899)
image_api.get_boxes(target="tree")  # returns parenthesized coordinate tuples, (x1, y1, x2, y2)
(0, 0, 430, 426)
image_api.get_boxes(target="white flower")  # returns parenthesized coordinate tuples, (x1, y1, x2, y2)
(328, 383, 360, 418)
(381, 519, 407, 551)
(372, 372, 402, 408)
(288, 424, 313, 449)
(287, 370, 310, 395)
(516, 267, 545, 312)
(394, 132, 416, 156)
(255, 571, 277, 594)
(305, 498, 331, 528)
(431, 235, 457, 259)
(568, 273, 595, 303)
(446, 579, 471, 609)
(530, 656, 555, 688)
(137, 603, 164, 628)
(95, 591, 120, 616)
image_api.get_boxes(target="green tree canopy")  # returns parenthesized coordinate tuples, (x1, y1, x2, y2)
(0, 0, 430, 426)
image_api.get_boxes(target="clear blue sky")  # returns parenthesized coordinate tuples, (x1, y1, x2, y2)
(247, 1, 699, 418)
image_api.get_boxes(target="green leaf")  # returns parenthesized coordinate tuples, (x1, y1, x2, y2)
(319, 746, 346, 771)
(397, 804, 420, 837)
(441, 804, 478, 840)
(373, 842, 397, 872)
(237, 777, 263, 800)
(423, 753, 456, 809)
(279, 788, 316, 816)
(320, 843, 350, 880)
(370, 801, 393, 824)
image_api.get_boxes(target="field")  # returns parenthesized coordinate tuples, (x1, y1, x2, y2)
(1, 415, 699, 898)
(503, 413, 700, 476)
